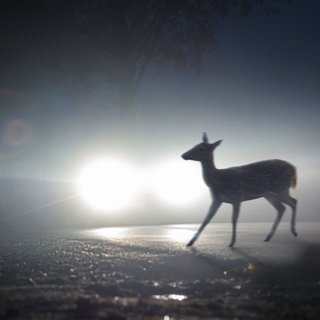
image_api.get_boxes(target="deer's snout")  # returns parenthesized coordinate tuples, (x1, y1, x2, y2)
(181, 153, 190, 160)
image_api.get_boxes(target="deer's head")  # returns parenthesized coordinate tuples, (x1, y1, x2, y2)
(181, 133, 222, 162)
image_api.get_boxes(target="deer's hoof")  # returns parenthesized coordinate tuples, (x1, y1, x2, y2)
(293, 231, 298, 237)
(264, 235, 271, 242)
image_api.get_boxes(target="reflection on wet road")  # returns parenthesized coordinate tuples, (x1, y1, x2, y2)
(0, 222, 319, 319)
(77, 222, 320, 264)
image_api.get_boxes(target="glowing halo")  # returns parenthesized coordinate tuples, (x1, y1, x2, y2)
(148, 159, 206, 206)
(77, 158, 141, 212)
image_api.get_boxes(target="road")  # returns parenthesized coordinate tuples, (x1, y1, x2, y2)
(0, 222, 319, 319)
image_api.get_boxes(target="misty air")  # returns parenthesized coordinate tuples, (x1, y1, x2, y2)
(0, 1, 319, 319)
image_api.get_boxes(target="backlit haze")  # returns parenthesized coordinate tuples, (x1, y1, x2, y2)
(0, 1, 319, 231)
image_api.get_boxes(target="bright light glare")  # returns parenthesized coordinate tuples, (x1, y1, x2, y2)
(166, 228, 195, 242)
(77, 157, 207, 211)
(93, 227, 126, 239)
(77, 158, 141, 211)
(149, 160, 206, 206)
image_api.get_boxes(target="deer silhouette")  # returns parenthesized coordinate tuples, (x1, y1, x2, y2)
(182, 133, 297, 247)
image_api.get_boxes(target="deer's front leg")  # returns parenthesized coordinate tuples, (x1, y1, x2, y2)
(229, 202, 241, 247)
(187, 200, 221, 247)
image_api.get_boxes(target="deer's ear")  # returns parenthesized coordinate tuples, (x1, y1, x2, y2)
(211, 139, 222, 149)
(202, 132, 209, 143)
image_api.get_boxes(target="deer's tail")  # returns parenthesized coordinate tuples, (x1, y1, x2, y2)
(291, 165, 297, 189)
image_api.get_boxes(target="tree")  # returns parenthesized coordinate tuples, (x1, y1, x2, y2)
(0, 0, 292, 142)
(74, 0, 291, 138)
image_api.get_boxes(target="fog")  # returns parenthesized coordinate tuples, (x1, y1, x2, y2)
(0, 1, 319, 231)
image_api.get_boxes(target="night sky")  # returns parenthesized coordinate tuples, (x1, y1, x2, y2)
(0, 1, 319, 229)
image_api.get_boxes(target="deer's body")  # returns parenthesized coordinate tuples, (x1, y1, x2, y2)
(182, 134, 297, 247)
(207, 159, 296, 202)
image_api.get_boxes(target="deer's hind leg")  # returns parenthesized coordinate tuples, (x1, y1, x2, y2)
(264, 194, 286, 242)
(276, 191, 298, 237)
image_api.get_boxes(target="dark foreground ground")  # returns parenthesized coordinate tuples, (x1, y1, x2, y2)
(0, 222, 319, 320)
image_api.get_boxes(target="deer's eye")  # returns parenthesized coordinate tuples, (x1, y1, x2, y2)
(198, 148, 205, 152)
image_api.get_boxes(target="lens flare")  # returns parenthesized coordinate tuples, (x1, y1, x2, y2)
(1, 119, 33, 146)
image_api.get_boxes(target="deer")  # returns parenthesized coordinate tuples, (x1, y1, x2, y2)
(181, 133, 297, 247)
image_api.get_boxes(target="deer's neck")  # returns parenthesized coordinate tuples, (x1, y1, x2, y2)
(201, 156, 217, 187)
